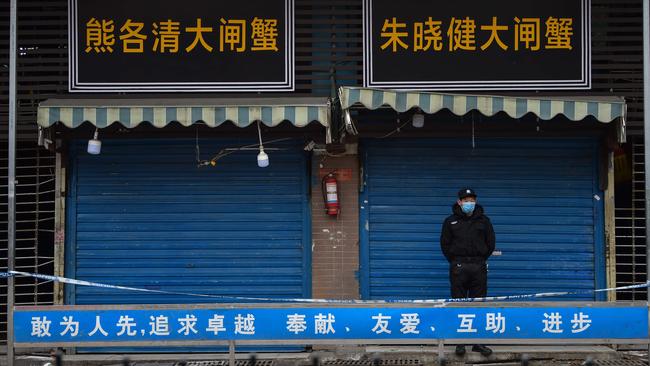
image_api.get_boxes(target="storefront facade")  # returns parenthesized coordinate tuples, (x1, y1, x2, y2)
(4, 0, 650, 358)
(38, 99, 331, 306)
(35, 0, 627, 310)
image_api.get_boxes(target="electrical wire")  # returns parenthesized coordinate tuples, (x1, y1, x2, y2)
(379, 118, 410, 139)
(196, 137, 294, 167)
(257, 120, 264, 148)
(472, 112, 476, 149)
(195, 126, 200, 164)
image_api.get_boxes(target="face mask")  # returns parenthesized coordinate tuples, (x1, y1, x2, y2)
(461, 202, 476, 214)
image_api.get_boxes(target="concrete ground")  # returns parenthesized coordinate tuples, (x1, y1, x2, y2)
(4, 346, 648, 366)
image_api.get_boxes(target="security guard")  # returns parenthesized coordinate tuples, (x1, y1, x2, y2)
(440, 188, 495, 357)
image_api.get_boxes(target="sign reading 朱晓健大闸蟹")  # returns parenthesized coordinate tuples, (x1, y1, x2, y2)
(70, 0, 294, 92)
(364, 0, 590, 90)
(14, 305, 648, 346)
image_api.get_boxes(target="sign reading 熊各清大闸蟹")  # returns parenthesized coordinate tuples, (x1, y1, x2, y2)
(69, 0, 293, 92)
(13, 304, 648, 346)
(364, 0, 590, 90)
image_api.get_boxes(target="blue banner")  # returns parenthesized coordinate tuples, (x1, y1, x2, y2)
(14, 305, 648, 344)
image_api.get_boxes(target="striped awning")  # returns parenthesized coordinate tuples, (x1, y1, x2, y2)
(37, 97, 330, 128)
(339, 87, 626, 124)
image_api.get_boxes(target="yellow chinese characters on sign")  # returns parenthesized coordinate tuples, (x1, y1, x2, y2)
(480, 17, 508, 51)
(119, 19, 146, 53)
(220, 18, 247, 52)
(375, 16, 574, 53)
(413, 18, 443, 52)
(85, 17, 284, 54)
(380, 17, 408, 52)
(447, 17, 476, 51)
(186, 19, 214, 52)
(251, 18, 279, 51)
(545, 17, 573, 49)
(86, 18, 115, 53)
(514, 17, 540, 51)
(152, 20, 181, 53)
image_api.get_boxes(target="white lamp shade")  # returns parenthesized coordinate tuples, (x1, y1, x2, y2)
(412, 113, 425, 128)
(257, 149, 269, 168)
(87, 139, 102, 155)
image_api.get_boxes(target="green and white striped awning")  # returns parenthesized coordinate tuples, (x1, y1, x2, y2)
(340, 87, 626, 124)
(37, 97, 330, 128)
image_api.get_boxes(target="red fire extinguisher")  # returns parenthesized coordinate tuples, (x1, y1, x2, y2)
(322, 172, 340, 216)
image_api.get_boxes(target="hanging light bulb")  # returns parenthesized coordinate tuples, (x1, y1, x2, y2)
(256, 121, 269, 168)
(412, 111, 425, 128)
(257, 147, 269, 168)
(87, 128, 101, 155)
(37, 126, 44, 146)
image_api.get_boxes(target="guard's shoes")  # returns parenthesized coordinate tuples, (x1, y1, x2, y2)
(454, 345, 466, 356)
(472, 344, 493, 357)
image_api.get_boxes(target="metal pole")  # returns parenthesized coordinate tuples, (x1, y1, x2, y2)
(8, 0, 18, 363)
(643, 0, 650, 358)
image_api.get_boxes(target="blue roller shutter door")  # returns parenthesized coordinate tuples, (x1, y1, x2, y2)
(361, 138, 604, 301)
(66, 139, 310, 305)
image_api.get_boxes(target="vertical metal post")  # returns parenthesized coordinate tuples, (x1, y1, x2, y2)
(228, 341, 236, 366)
(8, 0, 18, 364)
(643, 0, 650, 357)
(437, 339, 444, 360)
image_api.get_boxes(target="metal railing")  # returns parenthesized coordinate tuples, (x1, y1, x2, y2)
(616, 139, 648, 300)
(0, 143, 55, 346)
(40, 350, 644, 366)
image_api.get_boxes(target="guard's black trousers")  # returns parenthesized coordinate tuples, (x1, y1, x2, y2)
(449, 261, 488, 299)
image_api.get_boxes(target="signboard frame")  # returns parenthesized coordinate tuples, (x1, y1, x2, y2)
(362, 0, 592, 91)
(14, 302, 649, 347)
(68, 0, 295, 92)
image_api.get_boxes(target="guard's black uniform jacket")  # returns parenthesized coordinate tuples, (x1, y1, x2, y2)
(440, 204, 496, 298)
(440, 204, 495, 262)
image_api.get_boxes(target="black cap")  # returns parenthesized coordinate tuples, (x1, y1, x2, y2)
(458, 188, 477, 199)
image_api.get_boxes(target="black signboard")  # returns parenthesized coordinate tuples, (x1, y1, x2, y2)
(70, 0, 294, 92)
(363, 0, 590, 90)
